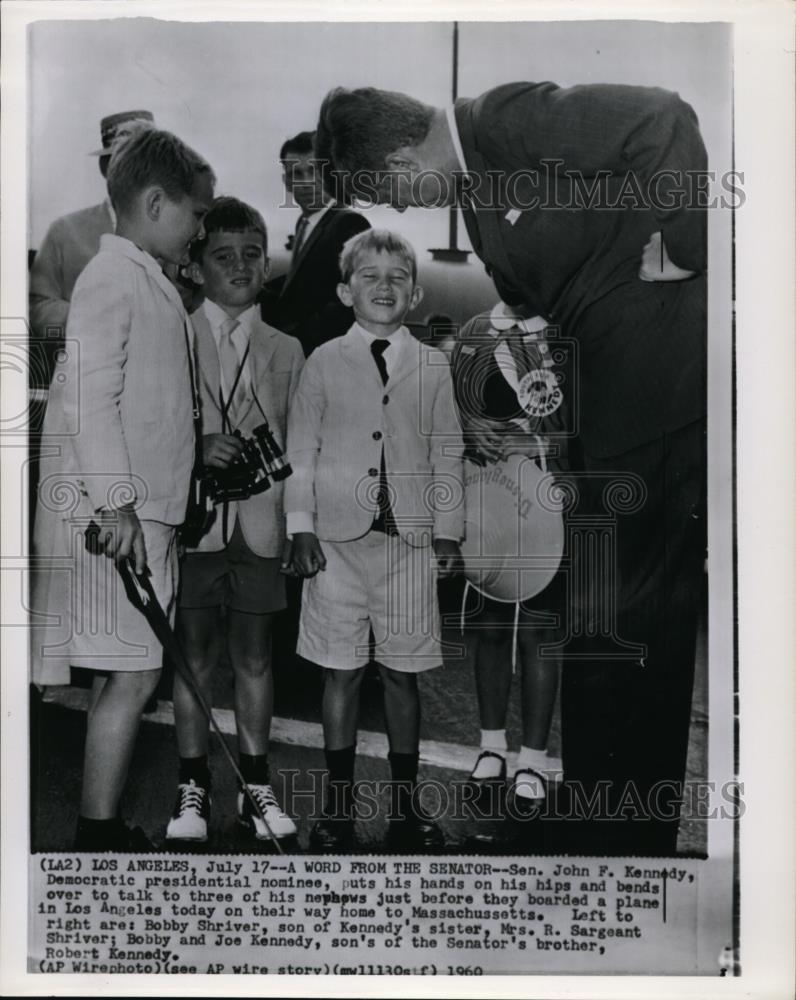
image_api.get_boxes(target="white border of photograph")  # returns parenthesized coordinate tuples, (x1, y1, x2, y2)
(2, 1, 794, 998)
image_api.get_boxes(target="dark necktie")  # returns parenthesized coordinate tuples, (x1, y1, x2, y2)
(370, 338, 390, 385)
(370, 339, 395, 531)
(290, 214, 310, 270)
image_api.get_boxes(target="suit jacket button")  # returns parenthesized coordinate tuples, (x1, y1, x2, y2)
(368, 467, 379, 477)
(373, 431, 382, 440)
(382, 395, 389, 405)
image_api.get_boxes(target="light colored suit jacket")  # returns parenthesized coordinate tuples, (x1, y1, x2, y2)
(285, 326, 465, 546)
(191, 306, 305, 556)
(29, 202, 114, 338)
(35, 234, 194, 526)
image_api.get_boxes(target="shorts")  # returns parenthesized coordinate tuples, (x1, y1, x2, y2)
(31, 516, 178, 684)
(179, 519, 286, 615)
(297, 531, 442, 673)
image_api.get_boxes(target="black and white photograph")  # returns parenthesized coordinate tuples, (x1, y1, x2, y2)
(1, 1, 794, 996)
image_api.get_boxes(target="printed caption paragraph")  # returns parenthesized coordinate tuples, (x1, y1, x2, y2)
(30, 854, 704, 975)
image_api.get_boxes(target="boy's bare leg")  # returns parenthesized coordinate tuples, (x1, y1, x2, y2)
(80, 668, 161, 819)
(172, 607, 222, 757)
(227, 610, 274, 756)
(89, 674, 108, 713)
(379, 665, 420, 753)
(321, 667, 365, 750)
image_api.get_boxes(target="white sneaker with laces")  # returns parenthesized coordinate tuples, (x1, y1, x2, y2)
(166, 780, 210, 841)
(237, 783, 297, 840)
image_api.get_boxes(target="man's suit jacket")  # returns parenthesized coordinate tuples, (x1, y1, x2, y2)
(35, 234, 195, 526)
(260, 206, 369, 355)
(454, 83, 707, 458)
(30, 202, 114, 339)
(285, 327, 465, 545)
(191, 307, 305, 557)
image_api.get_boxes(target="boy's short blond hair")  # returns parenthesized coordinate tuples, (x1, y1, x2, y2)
(338, 228, 417, 283)
(107, 128, 215, 214)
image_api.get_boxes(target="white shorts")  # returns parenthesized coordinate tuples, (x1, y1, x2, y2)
(31, 514, 178, 685)
(297, 531, 443, 673)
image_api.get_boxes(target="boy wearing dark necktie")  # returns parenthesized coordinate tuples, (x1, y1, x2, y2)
(285, 229, 464, 851)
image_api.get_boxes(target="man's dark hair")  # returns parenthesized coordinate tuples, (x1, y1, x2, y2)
(315, 87, 434, 201)
(189, 196, 268, 262)
(279, 130, 315, 161)
(106, 128, 215, 215)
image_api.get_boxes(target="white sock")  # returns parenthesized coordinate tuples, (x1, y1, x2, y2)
(472, 730, 507, 779)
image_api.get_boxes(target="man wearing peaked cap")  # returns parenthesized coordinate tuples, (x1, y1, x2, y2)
(29, 110, 155, 368)
(88, 109, 155, 159)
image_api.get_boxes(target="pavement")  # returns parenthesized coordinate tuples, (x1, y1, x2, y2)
(30, 579, 708, 856)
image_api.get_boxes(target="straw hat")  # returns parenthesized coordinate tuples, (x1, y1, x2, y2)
(460, 451, 564, 603)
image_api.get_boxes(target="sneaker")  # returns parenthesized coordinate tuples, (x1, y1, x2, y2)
(237, 784, 297, 840)
(165, 780, 210, 842)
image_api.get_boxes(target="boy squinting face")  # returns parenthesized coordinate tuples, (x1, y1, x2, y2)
(192, 229, 269, 317)
(337, 250, 422, 336)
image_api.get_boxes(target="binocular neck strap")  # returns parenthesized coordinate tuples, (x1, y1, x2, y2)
(220, 339, 251, 432)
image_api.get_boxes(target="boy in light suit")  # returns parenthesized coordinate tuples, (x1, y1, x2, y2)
(165, 198, 304, 844)
(285, 229, 464, 852)
(31, 128, 215, 851)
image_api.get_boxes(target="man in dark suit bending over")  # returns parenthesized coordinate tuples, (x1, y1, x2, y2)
(315, 83, 708, 856)
(260, 131, 369, 355)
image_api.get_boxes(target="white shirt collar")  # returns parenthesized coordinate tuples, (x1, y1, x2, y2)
(355, 321, 407, 347)
(445, 105, 469, 175)
(487, 301, 549, 338)
(354, 322, 407, 375)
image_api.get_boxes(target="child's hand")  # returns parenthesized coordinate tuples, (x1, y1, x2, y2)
(203, 433, 244, 469)
(280, 537, 297, 577)
(433, 538, 463, 580)
(639, 231, 696, 282)
(291, 532, 327, 578)
(464, 415, 506, 465)
(501, 434, 548, 462)
(97, 508, 147, 574)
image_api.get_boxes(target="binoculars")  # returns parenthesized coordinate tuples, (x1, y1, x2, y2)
(205, 420, 292, 503)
